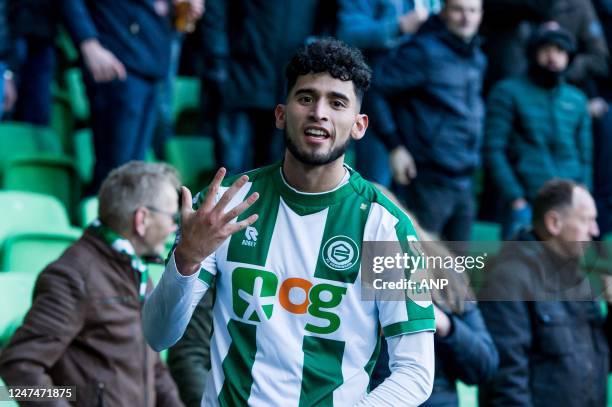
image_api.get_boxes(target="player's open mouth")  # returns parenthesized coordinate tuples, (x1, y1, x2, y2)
(304, 127, 330, 143)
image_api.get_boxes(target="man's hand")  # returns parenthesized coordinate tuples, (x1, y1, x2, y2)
(588, 97, 609, 119)
(511, 197, 528, 210)
(2, 72, 17, 112)
(80, 39, 127, 83)
(433, 304, 452, 337)
(398, 8, 429, 35)
(390, 146, 417, 185)
(174, 168, 259, 276)
(188, 0, 205, 20)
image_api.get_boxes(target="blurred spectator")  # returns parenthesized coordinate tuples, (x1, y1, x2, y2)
(479, 179, 608, 406)
(0, 161, 184, 407)
(10, 0, 60, 125)
(336, 0, 440, 186)
(375, 0, 486, 241)
(0, 0, 17, 118)
(60, 0, 203, 194)
(152, 33, 184, 160)
(484, 23, 592, 239)
(481, 0, 609, 95)
(200, 0, 329, 174)
(592, 0, 612, 238)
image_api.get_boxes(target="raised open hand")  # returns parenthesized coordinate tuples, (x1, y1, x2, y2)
(174, 168, 259, 275)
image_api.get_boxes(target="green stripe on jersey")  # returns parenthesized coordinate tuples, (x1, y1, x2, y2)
(364, 334, 381, 380)
(227, 175, 280, 266)
(198, 268, 215, 285)
(314, 195, 370, 284)
(218, 320, 258, 406)
(382, 317, 436, 337)
(299, 336, 345, 407)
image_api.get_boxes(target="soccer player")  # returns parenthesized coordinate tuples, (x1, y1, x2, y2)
(142, 38, 435, 406)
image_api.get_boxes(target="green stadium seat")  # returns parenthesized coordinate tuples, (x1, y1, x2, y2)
(0, 230, 81, 274)
(165, 136, 216, 191)
(2, 155, 81, 218)
(65, 68, 90, 122)
(73, 128, 95, 184)
(172, 76, 201, 122)
(173, 76, 201, 134)
(78, 196, 99, 228)
(470, 221, 501, 241)
(50, 91, 77, 152)
(470, 221, 502, 256)
(0, 272, 36, 348)
(0, 191, 71, 244)
(457, 381, 477, 406)
(0, 122, 63, 167)
(55, 27, 78, 64)
(0, 376, 19, 406)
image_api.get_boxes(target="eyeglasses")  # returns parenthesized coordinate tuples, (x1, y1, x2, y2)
(145, 206, 180, 225)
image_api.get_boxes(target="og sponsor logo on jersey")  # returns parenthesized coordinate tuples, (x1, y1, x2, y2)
(321, 235, 359, 271)
(232, 267, 346, 334)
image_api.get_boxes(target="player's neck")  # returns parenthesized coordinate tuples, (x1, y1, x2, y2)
(282, 153, 347, 193)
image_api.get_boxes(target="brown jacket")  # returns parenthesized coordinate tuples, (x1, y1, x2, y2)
(0, 230, 183, 407)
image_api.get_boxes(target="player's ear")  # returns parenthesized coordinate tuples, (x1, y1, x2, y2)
(351, 114, 368, 140)
(275, 104, 286, 130)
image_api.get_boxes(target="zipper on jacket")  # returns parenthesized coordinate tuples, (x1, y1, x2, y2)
(96, 382, 105, 407)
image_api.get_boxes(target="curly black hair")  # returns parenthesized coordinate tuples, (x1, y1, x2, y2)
(285, 37, 372, 102)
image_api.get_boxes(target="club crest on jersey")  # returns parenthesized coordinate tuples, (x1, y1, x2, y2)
(242, 226, 259, 247)
(321, 235, 359, 271)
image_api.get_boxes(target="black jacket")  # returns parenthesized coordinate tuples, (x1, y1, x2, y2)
(11, 0, 59, 40)
(375, 16, 486, 188)
(478, 231, 609, 406)
(0, 0, 13, 63)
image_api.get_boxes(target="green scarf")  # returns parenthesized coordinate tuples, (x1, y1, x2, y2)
(90, 220, 149, 301)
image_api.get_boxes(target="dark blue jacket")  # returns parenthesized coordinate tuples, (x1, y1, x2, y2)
(423, 302, 498, 406)
(201, 0, 324, 110)
(479, 231, 610, 407)
(0, 0, 14, 64)
(336, 0, 417, 150)
(60, 0, 172, 80)
(375, 16, 486, 188)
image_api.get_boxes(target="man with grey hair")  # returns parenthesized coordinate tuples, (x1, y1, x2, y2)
(0, 161, 184, 406)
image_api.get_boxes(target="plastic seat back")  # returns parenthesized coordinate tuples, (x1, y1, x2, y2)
(0, 230, 81, 273)
(0, 191, 71, 243)
(165, 136, 215, 191)
(2, 156, 81, 217)
(0, 272, 37, 348)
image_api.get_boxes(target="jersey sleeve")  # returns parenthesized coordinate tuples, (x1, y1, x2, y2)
(376, 215, 436, 338)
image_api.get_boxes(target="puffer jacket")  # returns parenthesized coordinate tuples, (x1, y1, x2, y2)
(375, 16, 487, 189)
(484, 74, 592, 204)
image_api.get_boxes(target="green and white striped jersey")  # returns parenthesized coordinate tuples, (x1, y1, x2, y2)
(193, 163, 434, 406)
